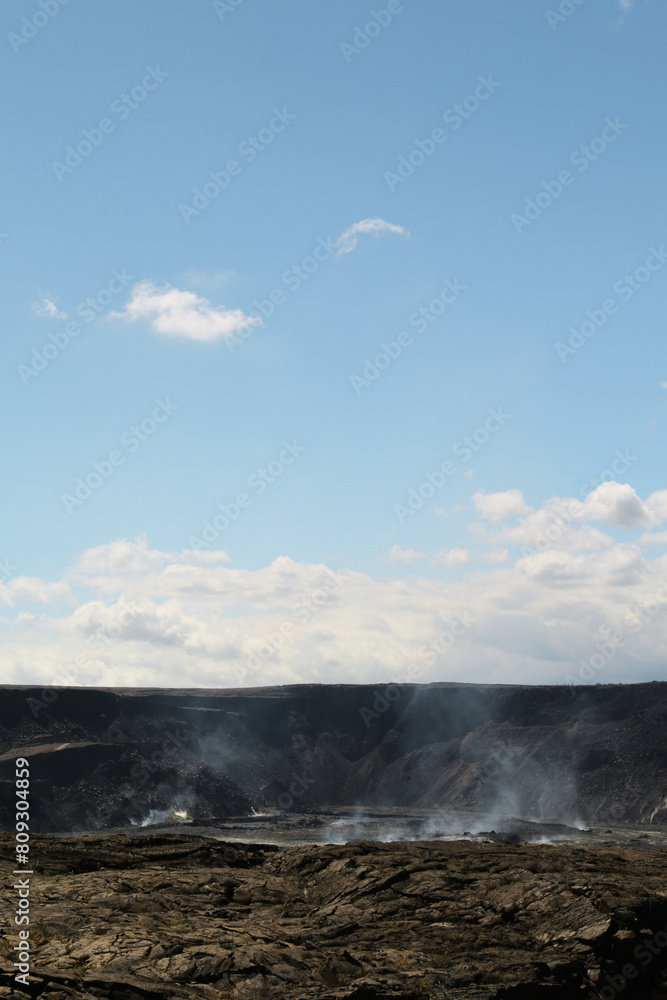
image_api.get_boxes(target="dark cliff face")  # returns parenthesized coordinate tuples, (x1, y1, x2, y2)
(1, 682, 666, 832)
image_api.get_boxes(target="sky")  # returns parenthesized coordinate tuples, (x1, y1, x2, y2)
(1, 0, 667, 690)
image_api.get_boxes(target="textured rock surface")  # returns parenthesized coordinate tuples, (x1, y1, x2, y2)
(1, 682, 667, 832)
(2, 833, 667, 998)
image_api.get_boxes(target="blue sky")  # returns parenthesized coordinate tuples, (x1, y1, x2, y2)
(2, 0, 667, 689)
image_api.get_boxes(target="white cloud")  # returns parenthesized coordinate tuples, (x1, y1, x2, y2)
(472, 489, 531, 522)
(639, 530, 667, 549)
(619, 0, 634, 9)
(14, 612, 35, 626)
(483, 549, 510, 565)
(3, 535, 667, 689)
(431, 548, 469, 567)
(518, 544, 646, 589)
(646, 490, 667, 524)
(435, 503, 465, 518)
(382, 545, 425, 564)
(470, 483, 667, 555)
(69, 536, 231, 593)
(5, 484, 667, 687)
(32, 297, 66, 320)
(3, 536, 667, 690)
(111, 280, 261, 342)
(581, 482, 654, 530)
(335, 218, 410, 256)
(0, 576, 73, 608)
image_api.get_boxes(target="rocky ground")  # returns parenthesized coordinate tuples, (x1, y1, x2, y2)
(2, 832, 667, 999)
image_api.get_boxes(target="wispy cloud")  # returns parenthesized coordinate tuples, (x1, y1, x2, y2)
(32, 297, 67, 320)
(435, 503, 465, 518)
(0, 576, 72, 608)
(381, 544, 425, 564)
(111, 280, 261, 342)
(431, 548, 469, 567)
(482, 549, 510, 565)
(335, 218, 409, 256)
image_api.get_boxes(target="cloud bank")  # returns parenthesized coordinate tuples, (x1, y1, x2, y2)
(2, 483, 667, 691)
